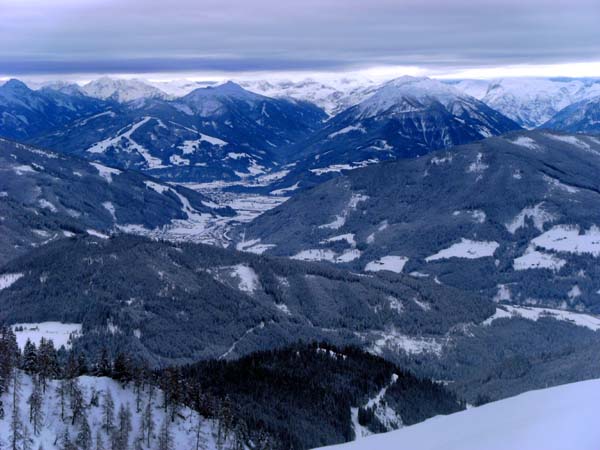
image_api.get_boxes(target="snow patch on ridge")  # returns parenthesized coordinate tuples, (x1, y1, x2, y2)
(90, 162, 122, 183)
(0, 273, 24, 290)
(483, 305, 600, 331)
(513, 245, 566, 272)
(506, 203, 556, 234)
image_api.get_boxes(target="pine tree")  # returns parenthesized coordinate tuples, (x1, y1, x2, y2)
(94, 349, 111, 378)
(37, 339, 58, 393)
(156, 419, 173, 450)
(94, 429, 105, 450)
(56, 380, 68, 423)
(9, 370, 29, 450)
(75, 416, 92, 450)
(0, 326, 19, 420)
(101, 389, 115, 432)
(76, 353, 88, 376)
(232, 419, 248, 450)
(27, 375, 43, 436)
(194, 414, 206, 450)
(68, 379, 85, 425)
(60, 427, 76, 450)
(89, 386, 100, 407)
(142, 398, 155, 447)
(64, 353, 78, 380)
(113, 353, 132, 385)
(112, 403, 132, 450)
(132, 431, 144, 450)
(21, 341, 37, 375)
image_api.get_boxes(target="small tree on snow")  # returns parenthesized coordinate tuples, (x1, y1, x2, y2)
(156, 418, 173, 450)
(101, 389, 115, 432)
(27, 375, 43, 436)
(94, 429, 105, 450)
(142, 399, 155, 447)
(75, 416, 92, 450)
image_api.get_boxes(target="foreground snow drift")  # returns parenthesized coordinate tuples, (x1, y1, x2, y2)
(316, 378, 600, 450)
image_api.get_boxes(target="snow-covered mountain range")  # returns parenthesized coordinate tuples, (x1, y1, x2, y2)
(238, 130, 600, 312)
(542, 95, 600, 133)
(239, 77, 379, 116)
(261, 76, 521, 192)
(452, 77, 600, 128)
(81, 77, 169, 103)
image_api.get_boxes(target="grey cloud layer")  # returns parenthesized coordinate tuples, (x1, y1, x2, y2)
(1, 0, 599, 74)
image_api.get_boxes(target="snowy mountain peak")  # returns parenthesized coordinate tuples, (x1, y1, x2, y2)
(239, 77, 379, 116)
(185, 80, 260, 101)
(82, 77, 168, 103)
(358, 76, 467, 117)
(1, 78, 31, 92)
(39, 80, 86, 96)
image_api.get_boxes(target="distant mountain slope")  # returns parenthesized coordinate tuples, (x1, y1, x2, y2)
(3, 235, 600, 405)
(240, 78, 378, 116)
(452, 77, 600, 128)
(0, 79, 111, 141)
(31, 82, 327, 183)
(317, 378, 600, 450)
(81, 76, 169, 102)
(541, 95, 600, 134)
(0, 234, 491, 366)
(263, 76, 520, 193)
(238, 131, 600, 312)
(0, 138, 234, 265)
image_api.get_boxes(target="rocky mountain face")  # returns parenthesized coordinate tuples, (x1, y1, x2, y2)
(238, 131, 600, 313)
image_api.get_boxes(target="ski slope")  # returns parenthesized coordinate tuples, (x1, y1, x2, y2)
(316, 378, 600, 450)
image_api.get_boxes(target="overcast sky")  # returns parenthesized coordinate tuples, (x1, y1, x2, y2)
(1, 0, 599, 80)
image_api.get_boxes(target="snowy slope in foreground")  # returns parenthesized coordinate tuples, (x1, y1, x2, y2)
(0, 373, 220, 450)
(316, 378, 600, 450)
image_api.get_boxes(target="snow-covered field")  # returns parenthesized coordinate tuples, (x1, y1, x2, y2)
(316, 378, 600, 450)
(425, 239, 499, 261)
(365, 256, 409, 274)
(291, 248, 361, 264)
(12, 322, 82, 350)
(531, 225, 600, 256)
(483, 305, 600, 331)
(513, 245, 566, 271)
